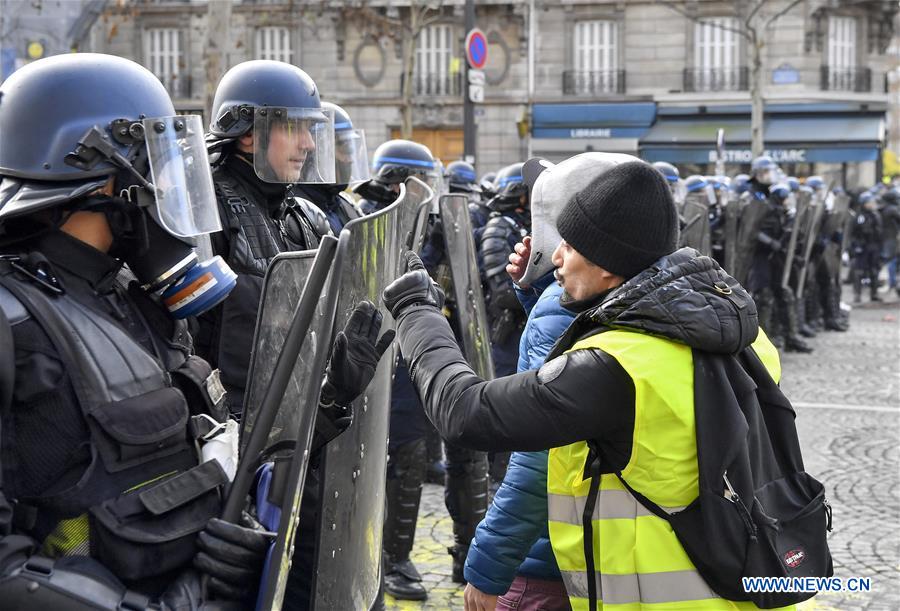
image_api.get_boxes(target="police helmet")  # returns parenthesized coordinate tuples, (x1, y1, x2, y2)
(489, 162, 527, 211)
(881, 189, 900, 206)
(751, 155, 779, 185)
(0, 53, 211, 230)
(857, 191, 875, 205)
(684, 175, 709, 193)
(446, 160, 480, 193)
(208, 60, 335, 184)
(371, 139, 440, 190)
(770, 183, 791, 201)
(732, 174, 750, 194)
(652, 161, 680, 183)
(322, 101, 369, 185)
(786, 176, 800, 192)
(805, 176, 825, 190)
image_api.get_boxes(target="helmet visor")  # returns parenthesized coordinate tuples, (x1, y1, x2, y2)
(335, 128, 370, 185)
(252, 107, 335, 184)
(756, 168, 777, 186)
(374, 160, 441, 192)
(143, 115, 221, 238)
(670, 180, 687, 204)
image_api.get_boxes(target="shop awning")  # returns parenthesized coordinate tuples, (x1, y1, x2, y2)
(532, 103, 656, 139)
(640, 113, 884, 164)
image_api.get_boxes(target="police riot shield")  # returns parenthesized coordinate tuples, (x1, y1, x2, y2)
(679, 196, 712, 256)
(439, 193, 494, 380)
(732, 195, 770, 286)
(780, 194, 805, 290)
(822, 192, 852, 285)
(796, 195, 825, 299)
(723, 196, 740, 276)
(312, 177, 433, 610)
(238, 242, 342, 611)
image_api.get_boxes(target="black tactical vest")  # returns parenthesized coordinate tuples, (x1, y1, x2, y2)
(0, 267, 226, 583)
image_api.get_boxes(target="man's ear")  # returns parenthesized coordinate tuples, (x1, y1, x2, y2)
(237, 131, 254, 153)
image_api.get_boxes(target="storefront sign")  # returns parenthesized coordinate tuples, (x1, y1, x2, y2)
(570, 128, 612, 138)
(707, 148, 808, 163)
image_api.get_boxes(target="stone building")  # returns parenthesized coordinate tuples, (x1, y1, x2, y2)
(6, 0, 896, 186)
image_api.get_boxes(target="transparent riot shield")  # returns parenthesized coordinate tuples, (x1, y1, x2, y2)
(823, 193, 852, 286)
(311, 177, 433, 611)
(723, 197, 740, 277)
(780, 194, 805, 290)
(237, 241, 342, 611)
(796, 197, 825, 299)
(732, 195, 770, 286)
(439, 194, 494, 380)
(680, 198, 712, 256)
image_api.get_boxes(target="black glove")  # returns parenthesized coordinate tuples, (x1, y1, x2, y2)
(193, 514, 274, 603)
(382, 251, 446, 319)
(323, 300, 396, 408)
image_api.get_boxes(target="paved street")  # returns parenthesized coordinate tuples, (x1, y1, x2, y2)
(386, 286, 900, 611)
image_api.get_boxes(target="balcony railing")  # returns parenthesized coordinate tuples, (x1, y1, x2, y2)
(401, 73, 463, 97)
(158, 74, 192, 99)
(562, 70, 626, 95)
(683, 67, 749, 92)
(820, 66, 872, 92)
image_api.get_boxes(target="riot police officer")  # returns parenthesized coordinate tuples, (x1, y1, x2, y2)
(806, 176, 849, 332)
(201, 60, 393, 611)
(0, 52, 269, 610)
(292, 102, 366, 234)
(745, 181, 813, 352)
(880, 188, 900, 296)
(446, 160, 490, 233)
(653, 161, 685, 207)
(201, 59, 338, 415)
(849, 191, 883, 303)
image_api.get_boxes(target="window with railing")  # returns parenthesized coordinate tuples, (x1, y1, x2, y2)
(567, 20, 620, 94)
(256, 26, 293, 63)
(822, 16, 865, 91)
(414, 24, 458, 96)
(691, 17, 745, 91)
(144, 28, 189, 97)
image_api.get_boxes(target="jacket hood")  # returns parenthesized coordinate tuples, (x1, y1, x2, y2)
(586, 248, 759, 354)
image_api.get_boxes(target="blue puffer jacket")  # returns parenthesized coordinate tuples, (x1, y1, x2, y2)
(463, 277, 575, 594)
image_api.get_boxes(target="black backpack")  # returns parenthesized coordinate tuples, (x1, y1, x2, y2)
(582, 347, 833, 610)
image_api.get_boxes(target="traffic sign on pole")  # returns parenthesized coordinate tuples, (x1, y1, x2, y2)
(468, 69, 485, 86)
(465, 28, 488, 70)
(469, 84, 484, 103)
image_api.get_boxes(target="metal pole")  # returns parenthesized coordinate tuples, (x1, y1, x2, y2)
(463, 0, 476, 165)
(527, 0, 535, 159)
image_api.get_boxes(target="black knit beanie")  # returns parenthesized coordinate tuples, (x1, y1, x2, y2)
(556, 161, 679, 279)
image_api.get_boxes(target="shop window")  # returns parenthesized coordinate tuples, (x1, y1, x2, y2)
(256, 26, 293, 63)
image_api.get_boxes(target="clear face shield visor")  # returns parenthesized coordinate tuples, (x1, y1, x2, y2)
(335, 128, 370, 185)
(756, 167, 778, 186)
(374, 162, 442, 193)
(669, 179, 687, 204)
(143, 115, 221, 237)
(252, 107, 335, 184)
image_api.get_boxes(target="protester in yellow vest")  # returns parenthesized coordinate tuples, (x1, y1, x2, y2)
(382, 156, 797, 611)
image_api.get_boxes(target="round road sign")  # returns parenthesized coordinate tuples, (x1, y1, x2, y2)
(465, 28, 487, 70)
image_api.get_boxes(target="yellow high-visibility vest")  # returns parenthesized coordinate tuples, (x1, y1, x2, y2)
(547, 328, 793, 611)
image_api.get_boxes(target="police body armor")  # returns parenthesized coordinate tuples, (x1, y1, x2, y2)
(0, 265, 226, 586)
(199, 166, 330, 413)
(479, 211, 529, 350)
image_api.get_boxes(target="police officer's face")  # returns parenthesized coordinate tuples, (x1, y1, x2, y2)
(268, 120, 316, 182)
(551, 240, 623, 302)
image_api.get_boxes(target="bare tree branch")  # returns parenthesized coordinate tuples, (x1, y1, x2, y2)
(655, 0, 751, 40)
(765, 0, 805, 28)
(745, 0, 769, 28)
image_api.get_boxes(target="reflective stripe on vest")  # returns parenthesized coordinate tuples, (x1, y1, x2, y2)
(547, 327, 790, 611)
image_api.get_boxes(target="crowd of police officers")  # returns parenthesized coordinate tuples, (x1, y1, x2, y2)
(0, 53, 898, 610)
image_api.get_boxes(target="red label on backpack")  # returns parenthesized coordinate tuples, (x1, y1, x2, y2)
(784, 548, 806, 569)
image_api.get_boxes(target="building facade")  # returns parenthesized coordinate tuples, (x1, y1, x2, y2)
(4, 0, 895, 186)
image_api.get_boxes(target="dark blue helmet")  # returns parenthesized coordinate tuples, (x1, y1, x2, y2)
(770, 183, 791, 201)
(858, 191, 875, 205)
(786, 176, 800, 192)
(881, 188, 900, 206)
(446, 160, 480, 193)
(209, 60, 324, 142)
(751, 155, 779, 186)
(684, 175, 708, 193)
(371, 139, 440, 189)
(732, 174, 750, 194)
(489, 162, 527, 211)
(805, 175, 825, 190)
(652, 161, 679, 183)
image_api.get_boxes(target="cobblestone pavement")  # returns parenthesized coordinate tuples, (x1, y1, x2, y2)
(386, 287, 900, 611)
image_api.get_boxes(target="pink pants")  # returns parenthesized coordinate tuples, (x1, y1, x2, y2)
(496, 575, 571, 611)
